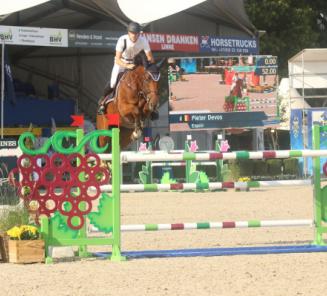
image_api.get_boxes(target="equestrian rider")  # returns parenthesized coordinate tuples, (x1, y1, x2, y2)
(230, 72, 239, 94)
(98, 22, 157, 117)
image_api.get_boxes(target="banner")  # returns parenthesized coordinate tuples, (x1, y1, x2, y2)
(4, 48, 16, 104)
(0, 25, 259, 54)
(199, 36, 258, 55)
(0, 25, 68, 47)
(169, 112, 274, 129)
(144, 33, 199, 52)
(68, 30, 121, 49)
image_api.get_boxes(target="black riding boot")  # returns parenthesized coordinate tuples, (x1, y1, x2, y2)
(98, 87, 115, 115)
(150, 110, 159, 121)
(104, 87, 114, 98)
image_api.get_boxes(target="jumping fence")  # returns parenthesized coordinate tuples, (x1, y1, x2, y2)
(10, 124, 327, 262)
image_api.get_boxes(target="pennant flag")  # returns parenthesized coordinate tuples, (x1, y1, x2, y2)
(4, 48, 16, 104)
(184, 114, 190, 122)
(70, 115, 84, 127)
(105, 114, 120, 127)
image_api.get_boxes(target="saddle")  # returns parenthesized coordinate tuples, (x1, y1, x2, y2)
(102, 71, 126, 109)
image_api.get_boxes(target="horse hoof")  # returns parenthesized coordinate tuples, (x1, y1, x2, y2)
(132, 130, 142, 140)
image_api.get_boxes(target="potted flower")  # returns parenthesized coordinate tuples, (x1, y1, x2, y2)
(6, 225, 44, 263)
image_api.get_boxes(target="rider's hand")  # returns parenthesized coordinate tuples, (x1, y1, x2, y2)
(126, 63, 135, 70)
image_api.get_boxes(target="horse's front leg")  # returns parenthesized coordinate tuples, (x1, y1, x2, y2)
(132, 121, 142, 140)
(130, 107, 143, 141)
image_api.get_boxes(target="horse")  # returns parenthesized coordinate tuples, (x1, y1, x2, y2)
(96, 52, 165, 150)
(230, 77, 244, 98)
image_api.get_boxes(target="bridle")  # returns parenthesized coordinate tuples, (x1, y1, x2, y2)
(138, 69, 160, 104)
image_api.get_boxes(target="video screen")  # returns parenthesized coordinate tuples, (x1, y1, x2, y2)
(168, 55, 278, 131)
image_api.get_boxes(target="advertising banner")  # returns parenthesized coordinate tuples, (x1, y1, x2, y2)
(0, 25, 67, 47)
(199, 36, 258, 55)
(68, 30, 122, 49)
(290, 109, 303, 150)
(0, 25, 259, 55)
(144, 33, 199, 52)
(169, 112, 276, 129)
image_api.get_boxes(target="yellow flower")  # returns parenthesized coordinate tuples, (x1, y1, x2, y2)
(238, 177, 251, 182)
(7, 226, 22, 239)
(7, 225, 39, 240)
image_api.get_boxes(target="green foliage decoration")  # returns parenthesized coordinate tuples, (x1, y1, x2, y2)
(160, 172, 177, 184)
(18, 130, 113, 155)
(88, 193, 114, 234)
(49, 211, 79, 240)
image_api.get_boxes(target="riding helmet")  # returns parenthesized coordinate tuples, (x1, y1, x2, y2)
(127, 22, 141, 33)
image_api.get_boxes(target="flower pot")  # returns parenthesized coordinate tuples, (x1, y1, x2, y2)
(8, 240, 44, 263)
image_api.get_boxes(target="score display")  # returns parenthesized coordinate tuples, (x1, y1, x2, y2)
(168, 55, 279, 131)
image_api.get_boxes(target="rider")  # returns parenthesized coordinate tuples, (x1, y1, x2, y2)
(230, 72, 239, 94)
(98, 22, 158, 118)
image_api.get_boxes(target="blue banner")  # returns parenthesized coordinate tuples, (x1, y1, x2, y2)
(169, 112, 279, 129)
(307, 109, 327, 174)
(199, 36, 258, 55)
(290, 109, 303, 150)
(180, 58, 197, 73)
(290, 109, 304, 175)
(4, 48, 16, 104)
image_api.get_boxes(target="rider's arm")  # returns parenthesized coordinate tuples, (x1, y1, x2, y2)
(145, 51, 155, 64)
(142, 36, 154, 63)
(114, 51, 134, 69)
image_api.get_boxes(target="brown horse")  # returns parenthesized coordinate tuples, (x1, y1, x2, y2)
(96, 53, 164, 149)
(230, 78, 244, 98)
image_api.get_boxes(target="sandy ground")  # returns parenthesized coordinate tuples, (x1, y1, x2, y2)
(1, 186, 327, 296)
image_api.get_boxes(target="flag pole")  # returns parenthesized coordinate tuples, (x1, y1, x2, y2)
(1, 40, 4, 139)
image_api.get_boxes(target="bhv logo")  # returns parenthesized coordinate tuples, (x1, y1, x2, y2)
(50, 31, 62, 43)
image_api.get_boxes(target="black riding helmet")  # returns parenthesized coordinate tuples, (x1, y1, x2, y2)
(127, 22, 141, 33)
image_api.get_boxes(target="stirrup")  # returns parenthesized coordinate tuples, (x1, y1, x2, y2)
(97, 104, 105, 115)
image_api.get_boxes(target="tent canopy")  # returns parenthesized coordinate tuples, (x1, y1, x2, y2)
(0, 0, 257, 37)
(288, 48, 327, 90)
(288, 48, 327, 63)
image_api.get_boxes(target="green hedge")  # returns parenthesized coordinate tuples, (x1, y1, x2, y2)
(283, 159, 300, 175)
(267, 159, 283, 176)
(225, 158, 300, 181)
(134, 158, 300, 182)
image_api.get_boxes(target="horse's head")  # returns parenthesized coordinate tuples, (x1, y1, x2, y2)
(140, 59, 165, 113)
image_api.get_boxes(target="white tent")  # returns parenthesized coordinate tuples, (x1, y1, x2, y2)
(288, 48, 327, 96)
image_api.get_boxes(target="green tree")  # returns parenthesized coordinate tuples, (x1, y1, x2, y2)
(245, 0, 327, 77)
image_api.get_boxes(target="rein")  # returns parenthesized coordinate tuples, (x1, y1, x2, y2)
(121, 66, 159, 103)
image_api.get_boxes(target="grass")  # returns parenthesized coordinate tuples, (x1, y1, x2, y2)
(0, 206, 30, 233)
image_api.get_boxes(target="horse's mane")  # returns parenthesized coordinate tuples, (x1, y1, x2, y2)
(131, 50, 161, 81)
(133, 50, 148, 67)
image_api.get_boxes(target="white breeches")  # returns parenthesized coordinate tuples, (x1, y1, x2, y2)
(110, 63, 125, 88)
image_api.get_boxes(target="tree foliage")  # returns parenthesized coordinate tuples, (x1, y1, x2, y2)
(245, 0, 327, 77)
